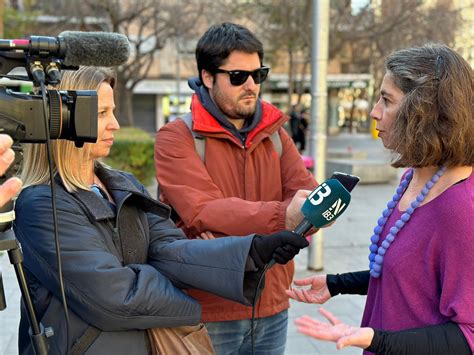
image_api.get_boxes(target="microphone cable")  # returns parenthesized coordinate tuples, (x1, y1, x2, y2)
(39, 80, 71, 352)
(250, 261, 273, 355)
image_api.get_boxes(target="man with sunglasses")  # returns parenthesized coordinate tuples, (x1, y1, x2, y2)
(155, 23, 317, 354)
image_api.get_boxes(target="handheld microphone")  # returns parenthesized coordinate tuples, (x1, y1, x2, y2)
(0, 31, 130, 67)
(267, 173, 359, 268)
(294, 172, 359, 236)
(294, 179, 351, 235)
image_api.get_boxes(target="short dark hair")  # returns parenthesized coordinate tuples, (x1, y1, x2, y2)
(195, 23, 264, 82)
(385, 43, 473, 168)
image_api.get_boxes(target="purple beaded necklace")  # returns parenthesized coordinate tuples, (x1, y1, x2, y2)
(368, 166, 446, 278)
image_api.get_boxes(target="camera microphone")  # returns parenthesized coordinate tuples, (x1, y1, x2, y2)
(58, 31, 130, 66)
(0, 31, 130, 67)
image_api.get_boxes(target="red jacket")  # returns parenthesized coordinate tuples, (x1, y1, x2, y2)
(155, 95, 317, 321)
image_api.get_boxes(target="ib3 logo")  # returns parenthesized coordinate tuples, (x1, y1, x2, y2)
(322, 199, 347, 221)
(307, 182, 347, 221)
(308, 183, 332, 206)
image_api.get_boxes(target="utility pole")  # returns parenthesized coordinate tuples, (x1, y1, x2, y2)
(176, 39, 181, 116)
(175, 0, 182, 117)
(0, 0, 4, 38)
(308, 0, 329, 270)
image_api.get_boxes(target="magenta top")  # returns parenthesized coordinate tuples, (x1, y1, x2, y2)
(361, 169, 474, 353)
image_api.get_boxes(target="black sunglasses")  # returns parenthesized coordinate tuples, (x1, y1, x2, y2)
(215, 66, 270, 86)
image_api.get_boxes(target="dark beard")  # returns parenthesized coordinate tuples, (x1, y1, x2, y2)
(216, 97, 256, 120)
(232, 106, 255, 120)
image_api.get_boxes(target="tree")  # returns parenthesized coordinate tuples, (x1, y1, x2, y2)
(1, 0, 39, 39)
(7, 0, 465, 126)
(257, 0, 312, 111)
(228, 0, 312, 112)
(328, 0, 463, 131)
(230, 0, 464, 117)
(369, 0, 462, 88)
(19, 0, 205, 126)
(75, 0, 205, 126)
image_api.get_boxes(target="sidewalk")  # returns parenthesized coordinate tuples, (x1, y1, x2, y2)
(327, 132, 388, 160)
(285, 181, 399, 354)
(0, 133, 400, 354)
(285, 132, 398, 354)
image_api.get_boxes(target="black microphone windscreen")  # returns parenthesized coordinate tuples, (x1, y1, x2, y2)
(59, 31, 130, 67)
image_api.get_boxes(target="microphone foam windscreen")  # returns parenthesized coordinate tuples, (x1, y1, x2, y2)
(59, 31, 130, 67)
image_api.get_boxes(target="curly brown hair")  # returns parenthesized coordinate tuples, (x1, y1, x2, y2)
(385, 43, 473, 168)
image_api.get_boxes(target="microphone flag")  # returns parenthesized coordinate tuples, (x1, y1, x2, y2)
(300, 179, 351, 229)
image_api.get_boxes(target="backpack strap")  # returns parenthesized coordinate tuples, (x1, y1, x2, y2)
(269, 129, 282, 159)
(156, 113, 205, 206)
(181, 112, 282, 161)
(180, 112, 206, 163)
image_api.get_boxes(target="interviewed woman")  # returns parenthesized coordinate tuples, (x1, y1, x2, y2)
(287, 44, 473, 354)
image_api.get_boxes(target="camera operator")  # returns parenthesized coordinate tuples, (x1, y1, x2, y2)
(0, 134, 22, 207)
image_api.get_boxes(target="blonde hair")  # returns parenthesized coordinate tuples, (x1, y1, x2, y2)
(20, 66, 116, 192)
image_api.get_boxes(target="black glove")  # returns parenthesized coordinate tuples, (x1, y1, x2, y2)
(249, 230, 309, 268)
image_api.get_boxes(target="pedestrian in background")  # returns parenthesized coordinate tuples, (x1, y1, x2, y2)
(289, 105, 308, 153)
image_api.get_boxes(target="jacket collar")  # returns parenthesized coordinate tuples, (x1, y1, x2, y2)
(54, 172, 115, 221)
(191, 94, 287, 148)
(55, 165, 170, 221)
(188, 77, 263, 137)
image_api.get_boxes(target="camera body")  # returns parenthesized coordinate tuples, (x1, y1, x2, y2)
(0, 87, 97, 146)
(0, 37, 99, 147)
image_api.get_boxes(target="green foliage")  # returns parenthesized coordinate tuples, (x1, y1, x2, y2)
(3, 6, 39, 38)
(104, 127, 155, 186)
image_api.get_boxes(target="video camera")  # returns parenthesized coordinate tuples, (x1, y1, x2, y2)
(0, 34, 101, 147)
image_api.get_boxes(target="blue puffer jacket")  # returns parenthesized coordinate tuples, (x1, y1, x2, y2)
(13, 165, 255, 354)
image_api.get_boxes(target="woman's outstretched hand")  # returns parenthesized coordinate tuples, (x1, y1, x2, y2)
(286, 275, 331, 304)
(295, 308, 374, 350)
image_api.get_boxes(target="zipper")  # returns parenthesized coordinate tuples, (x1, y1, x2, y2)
(241, 135, 247, 197)
(112, 193, 132, 249)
